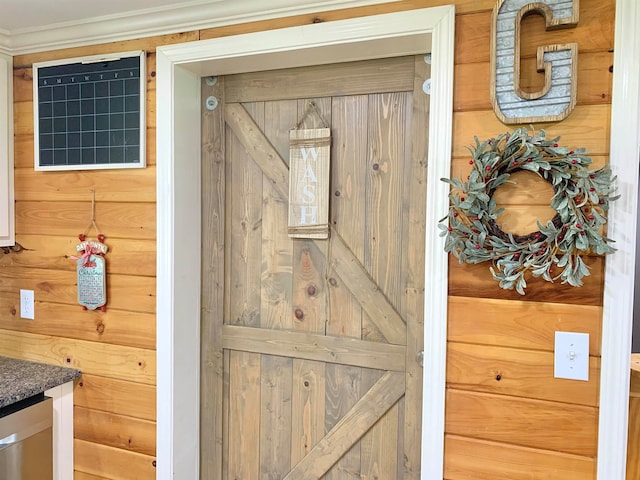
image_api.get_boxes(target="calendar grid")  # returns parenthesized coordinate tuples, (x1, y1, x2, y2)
(35, 54, 144, 169)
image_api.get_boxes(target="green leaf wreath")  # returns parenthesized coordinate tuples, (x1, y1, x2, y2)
(439, 128, 618, 295)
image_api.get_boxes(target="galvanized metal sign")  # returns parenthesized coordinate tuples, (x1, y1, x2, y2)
(491, 0, 579, 124)
(288, 128, 331, 239)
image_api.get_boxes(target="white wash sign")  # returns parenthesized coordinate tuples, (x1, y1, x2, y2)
(490, 0, 579, 124)
(288, 128, 331, 239)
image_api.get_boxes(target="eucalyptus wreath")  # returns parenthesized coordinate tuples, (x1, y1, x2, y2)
(438, 128, 618, 295)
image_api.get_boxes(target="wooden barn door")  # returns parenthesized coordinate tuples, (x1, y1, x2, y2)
(200, 55, 430, 480)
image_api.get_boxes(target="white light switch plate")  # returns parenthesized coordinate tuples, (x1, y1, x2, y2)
(554, 331, 589, 381)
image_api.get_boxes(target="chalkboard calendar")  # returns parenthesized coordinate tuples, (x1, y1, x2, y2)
(33, 51, 146, 170)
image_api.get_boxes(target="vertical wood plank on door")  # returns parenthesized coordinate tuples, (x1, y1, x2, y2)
(290, 242, 328, 334)
(360, 90, 410, 478)
(360, 369, 399, 479)
(258, 100, 296, 478)
(222, 349, 230, 479)
(259, 100, 295, 330)
(329, 95, 368, 342)
(200, 76, 225, 480)
(401, 55, 430, 479)
(290, 242, 327, 333)
(290, 97, 331, 468)
(365, 91, 408, 310)
(325, 95, 369, 480)
(227, 102, 262, 327)
(325, 363, 362, 479)
(226, 99, 264, 479)
(260, 355, 294, 479)
(227, 350, 261, 480)
(291, 359, 327, 466)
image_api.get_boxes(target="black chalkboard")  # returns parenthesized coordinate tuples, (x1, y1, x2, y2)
(33, 51, 146, 170)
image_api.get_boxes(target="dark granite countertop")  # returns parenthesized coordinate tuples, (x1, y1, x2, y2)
(0, 356, 81, 408)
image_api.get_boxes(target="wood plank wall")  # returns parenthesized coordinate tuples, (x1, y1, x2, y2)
(1, 0, 614, 478)
(6, 32, 198, 480)
(445, 1, 612, 478)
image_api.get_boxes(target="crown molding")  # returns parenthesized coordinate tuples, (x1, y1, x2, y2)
(0, 30, 10, 56)
(0, 0, 400, 55)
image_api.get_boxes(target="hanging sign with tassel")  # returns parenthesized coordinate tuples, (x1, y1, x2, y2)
(288, 102, 331, 239)
(70, 190, 108, 311)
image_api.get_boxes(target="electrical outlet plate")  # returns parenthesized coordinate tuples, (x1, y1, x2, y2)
(554, 331, 589, 381)
(20, 289, 34, 320)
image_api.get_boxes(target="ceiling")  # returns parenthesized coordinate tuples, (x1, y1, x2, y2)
(0, 0, 396, 55)
(0, 0, 213, 32)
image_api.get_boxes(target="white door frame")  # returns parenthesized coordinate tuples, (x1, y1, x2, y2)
(598, 0, 640, 478)
(155, 6, 454, 479)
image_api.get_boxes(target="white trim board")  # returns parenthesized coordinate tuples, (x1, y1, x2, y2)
(45, 381, 74, 480)
(0, 0, 400, 55)
(155, 6, 454, 480)
(599, 0, 640, 478)
(0, 53, 14, 247)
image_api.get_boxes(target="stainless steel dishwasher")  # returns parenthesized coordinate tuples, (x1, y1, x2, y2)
(0, 395, 53, 480)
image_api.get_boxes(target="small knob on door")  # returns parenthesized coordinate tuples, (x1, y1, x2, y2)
(416, 350, 424, 367)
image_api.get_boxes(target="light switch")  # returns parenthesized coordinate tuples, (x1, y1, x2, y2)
(554, 331, 589, 381)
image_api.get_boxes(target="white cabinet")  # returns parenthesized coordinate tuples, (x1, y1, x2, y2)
(0, 53, 14, 247)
